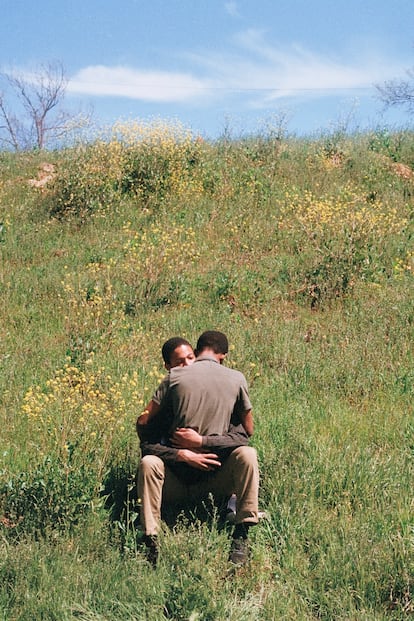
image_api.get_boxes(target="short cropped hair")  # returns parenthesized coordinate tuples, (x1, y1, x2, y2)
(161, 337, 193, 365)
(196, 330, 229, 355)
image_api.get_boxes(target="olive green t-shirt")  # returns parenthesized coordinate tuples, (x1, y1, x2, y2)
(164, 355, 252, 436)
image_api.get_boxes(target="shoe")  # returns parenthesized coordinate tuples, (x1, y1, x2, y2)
(229, 537, 249, 565)
(143, 535, 158, 567)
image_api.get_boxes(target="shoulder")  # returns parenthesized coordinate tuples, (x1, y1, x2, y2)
(169, 365, 192, 385)
(221, 366, 247, 383)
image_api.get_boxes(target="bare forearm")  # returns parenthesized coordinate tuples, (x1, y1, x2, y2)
(239, 410, 253, 436)
(136, 399, 160, 437)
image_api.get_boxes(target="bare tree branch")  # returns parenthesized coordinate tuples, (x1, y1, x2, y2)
(0, 94, 21, 150)
(376, 68, 414, 114)
(0, 62, 89, 150)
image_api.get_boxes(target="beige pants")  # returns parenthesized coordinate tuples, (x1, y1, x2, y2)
(137, 446, 259, 536)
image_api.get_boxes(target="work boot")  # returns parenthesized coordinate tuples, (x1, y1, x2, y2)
(143, 535, 158, 567)
(229, 537, 249, 565)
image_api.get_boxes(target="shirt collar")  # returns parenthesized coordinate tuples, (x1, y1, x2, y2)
(195, 354, 220, 364)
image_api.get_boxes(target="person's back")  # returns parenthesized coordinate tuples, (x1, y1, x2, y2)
(137, 330, 258, 567)
(167, 354, 250, 435)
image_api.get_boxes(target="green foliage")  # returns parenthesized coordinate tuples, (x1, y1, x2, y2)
(48, 142, 123, 218)
(1, 123, 414, 619)
(47, 120, 206, 217)
(367, 128, 407, 162)
(0, 456, 98, 536)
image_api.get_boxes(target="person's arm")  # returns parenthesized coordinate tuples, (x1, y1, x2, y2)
(140, 438, 221, 471)
(136, 399, 160, 439)
(136, 375, 170, 441)
(141, 415, 249, 466)
(137, 387, 207, 466)
(140, 438, 179, 462)
(238, 409, 254, 436)
(171, 421, 250, 459)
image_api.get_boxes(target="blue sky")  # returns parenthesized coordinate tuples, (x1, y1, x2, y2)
(1, 0, 414, 138)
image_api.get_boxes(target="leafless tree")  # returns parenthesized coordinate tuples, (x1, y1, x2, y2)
(376, 68, 414, 114)
(0, 62, 87, 150)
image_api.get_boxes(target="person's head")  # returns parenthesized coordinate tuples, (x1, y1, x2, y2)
(195, 330, 229, 363)
(161, 337, 195, 370)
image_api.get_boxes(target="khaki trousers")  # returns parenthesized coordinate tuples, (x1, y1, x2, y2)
(137, 446, 259, 536)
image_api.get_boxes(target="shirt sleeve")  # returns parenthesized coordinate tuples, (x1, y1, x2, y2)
(200, 422, 250, 459)
(140, 439, 180, 464)
(141, 422, 250, 465)
(232, 373, 252, 417)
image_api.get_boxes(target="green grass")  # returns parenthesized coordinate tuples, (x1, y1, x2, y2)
(1, 124, 413, 619)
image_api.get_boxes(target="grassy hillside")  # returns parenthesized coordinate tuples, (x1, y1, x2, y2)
(1, 122, 413, 619)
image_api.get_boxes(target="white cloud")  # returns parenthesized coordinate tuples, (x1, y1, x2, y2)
(67, 65, 209, 102)
(66, 31, 407, 108)
(188, 29, 405, 104)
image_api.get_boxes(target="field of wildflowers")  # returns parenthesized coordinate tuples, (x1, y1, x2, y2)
(0, 121, 413, 619)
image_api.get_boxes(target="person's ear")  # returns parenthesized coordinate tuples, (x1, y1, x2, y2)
(165, 362, 171, 370)
(218, 353, 226, 363)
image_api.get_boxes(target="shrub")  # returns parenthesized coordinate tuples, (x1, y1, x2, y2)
(0, 456, 97, 536)
(49, 140, 125, 218)
(20, 363, 140, 465)
(117, 119, 205, 203)
(48, 120, 206, 218)
(277, 184, 408, 306)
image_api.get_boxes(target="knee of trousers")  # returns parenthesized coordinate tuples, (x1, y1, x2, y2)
(139, 455, 165, 479)
(232, 445, 258, 467)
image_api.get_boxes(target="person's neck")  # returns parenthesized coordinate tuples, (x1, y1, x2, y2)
(197, 349, 225, 364)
